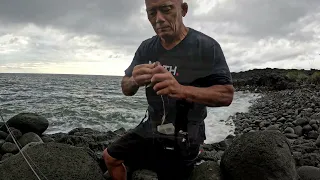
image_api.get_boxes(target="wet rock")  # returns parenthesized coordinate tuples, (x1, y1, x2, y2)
(220, 131, 298, 180)
(131, 169, 158, 180)
(1, 153, 14, 161)
(18, 132, 43, 147)
(1, 142, 18, 154)
(315, 135, 320, 147)
(297, 166, 320, 180)
(0, 142, 105, 180)
(284, 127, 295, 134)
(5, 128, 22, 143)
(1, 113, 49, 135)
(0, 131, 8, 139)
(190, 161, 222, 180)
(294, 126, 303, 136)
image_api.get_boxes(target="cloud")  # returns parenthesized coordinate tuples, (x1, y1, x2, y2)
(0, 0, 319, 75)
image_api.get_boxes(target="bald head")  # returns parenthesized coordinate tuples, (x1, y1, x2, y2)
(144, 0, 188, 42)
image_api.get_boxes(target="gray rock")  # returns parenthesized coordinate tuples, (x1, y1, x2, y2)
(297, 166, 320, 180)
(1, 142, 18, 154)
(303, 125, 313, 134)
(284, 127, 295, 134)
(18, 132, 43, 147)
(5, 128, 22, 143)
(309, 120, 317, 125)
(315, 135, 320, 147)
(40, 135, 54, 143)
(1, 153, 13, 161)
(132, 169, 158, 180)
(307, 131, 319, 140)
(294, 126, 303, 136)
(1, 113, 49, 135)
(311, 124, 319, 131)
(0, 142, 105, 180)
(266, 124, 280, 131)
(220, 131, 298, 180)
(278, 117, 286, 123)
(0, 139, 5, 147)
(0, 131, 8, 139)
(296, 118, 309, 126)
(198, 150, 219, 161)
(21, 141, 44, 152)
(285, 133, 299, 139)
(189, 161, 222, 180)
(242, 122, 250, 129)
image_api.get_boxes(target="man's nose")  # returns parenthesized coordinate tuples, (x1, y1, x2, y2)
(155, 11, 165, 23)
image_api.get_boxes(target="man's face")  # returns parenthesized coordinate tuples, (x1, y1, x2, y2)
(145, 0, 187, 39)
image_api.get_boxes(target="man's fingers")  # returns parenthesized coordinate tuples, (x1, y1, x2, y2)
(135, 74, 153, 84)
(155, 87, 170, 95)
(135, 63, 157, 70)
(134, 67, 153, 76)
(153, 80, 170, 92)
(151, 73, 170, 83)
(152, 65, 167, 74)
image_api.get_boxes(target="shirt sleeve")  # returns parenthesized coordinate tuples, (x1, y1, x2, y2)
(124, 42, 146, 77)
(204, 41, 233, 86)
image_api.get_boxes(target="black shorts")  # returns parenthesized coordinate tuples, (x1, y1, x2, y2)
(107, 125, 200, 180)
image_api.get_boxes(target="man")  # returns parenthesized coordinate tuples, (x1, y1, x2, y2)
(103, 0, 234, 179)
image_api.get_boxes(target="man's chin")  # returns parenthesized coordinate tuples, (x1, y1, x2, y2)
(157, 32, 174, 40)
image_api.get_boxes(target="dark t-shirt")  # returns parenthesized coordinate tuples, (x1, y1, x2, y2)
(124, 27, 233, 145)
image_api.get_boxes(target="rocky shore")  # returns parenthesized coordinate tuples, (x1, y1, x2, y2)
(1, 68, 320, 180)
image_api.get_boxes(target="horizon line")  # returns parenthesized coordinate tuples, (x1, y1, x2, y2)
(0, 67, 319, 77)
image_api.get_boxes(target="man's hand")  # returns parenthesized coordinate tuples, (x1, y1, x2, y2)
(132, 63, 157, 87)
(151, 63, 186, 99)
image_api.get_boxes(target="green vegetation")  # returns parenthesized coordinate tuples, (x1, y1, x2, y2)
(310, 72, 320, 84)
(286, 70, 320, 84)
(286, 70, 309, 81)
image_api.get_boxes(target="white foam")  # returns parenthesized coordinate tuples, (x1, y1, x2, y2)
(204, 91, 261, 144)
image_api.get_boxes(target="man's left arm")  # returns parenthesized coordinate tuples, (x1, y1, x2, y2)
(180, 42, 235, 107)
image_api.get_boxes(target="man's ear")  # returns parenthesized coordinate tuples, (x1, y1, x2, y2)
(181, 2, 188, 17)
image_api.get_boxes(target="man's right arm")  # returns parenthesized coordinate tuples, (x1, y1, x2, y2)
(121, 76, 139, 96)
(121, 41, 147, 96)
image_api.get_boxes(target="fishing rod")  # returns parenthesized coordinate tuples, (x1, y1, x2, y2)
(0, 112, 48, 180)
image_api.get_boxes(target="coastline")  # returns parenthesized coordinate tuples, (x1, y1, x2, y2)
(1, 68, 320, 179)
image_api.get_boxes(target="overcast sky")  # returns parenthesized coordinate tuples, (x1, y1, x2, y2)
(0, 0, 319, 76)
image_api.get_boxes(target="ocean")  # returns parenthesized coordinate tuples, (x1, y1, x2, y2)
(0, 73, 260, 144)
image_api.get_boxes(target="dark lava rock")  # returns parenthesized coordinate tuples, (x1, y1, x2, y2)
(297, 166, 320, 180)
(5, 128, 22, 143)
(1, 142, 18, 154)
(285, 133, 299, 139)
(1, 113, 49, 135)
(190, 161, 222, 180)
(294, 126, 303, 136)
(0, 139, 5, 147)
(0, 131, 8, 139)
(296, 118, 309, 126)
(131, 169, 158, 180)
(220, 131, 298, 180)
(1, 153, 14, 161)
(0, 142, 105, 180)
(284, 127, 295, 134)
(315, 135, 320, 147)
(18, 132, 43, 147)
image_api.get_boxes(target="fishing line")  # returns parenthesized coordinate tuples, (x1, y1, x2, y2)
(0, 113, 48, 180)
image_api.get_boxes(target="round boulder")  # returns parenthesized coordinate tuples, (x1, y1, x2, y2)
(18, 132, 43, 147)
(0, 142, 105, 180)
(297, 166, 320, 180)
(1, 142, 18, 154)
(220, 131, 298, 180)
(2, 113, 49, 135)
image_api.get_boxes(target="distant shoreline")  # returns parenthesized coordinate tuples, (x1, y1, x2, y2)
(1, 67, 319, 77)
